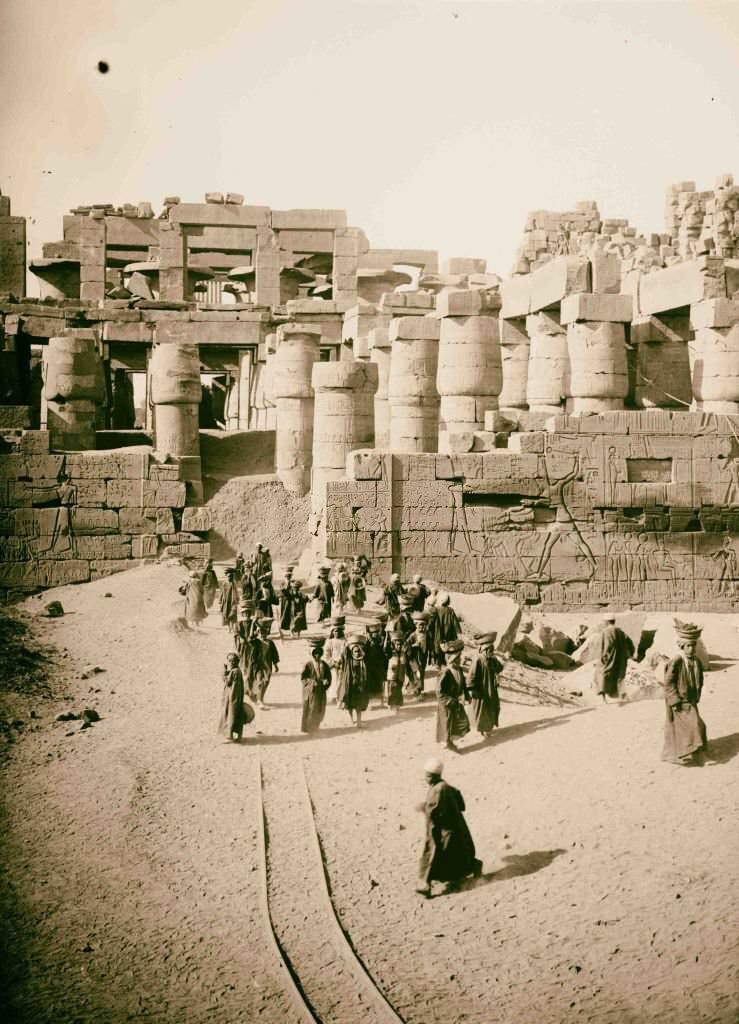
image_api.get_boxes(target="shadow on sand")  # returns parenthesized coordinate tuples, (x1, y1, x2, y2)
(251, 700, 436, 746)
(430, 848, 567, 897)
(707, 731, 739, 765)
(459, 707, 594, 755)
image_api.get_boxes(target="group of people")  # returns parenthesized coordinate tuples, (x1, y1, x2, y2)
(211, 549, 506, 753)
(184, 548, 711, 904)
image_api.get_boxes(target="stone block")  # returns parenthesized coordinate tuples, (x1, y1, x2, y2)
(407, 456, 438, 480)
(118, 508, 158, 534)
(507, 431, 545, 454)
(70, 508, 119, 535)
(590, 253, 622, 295)
(0, 406, 31, 429)
(529, 256, 589, 313)
(690, 298, 739, 330)
(389, 316, 440, 341)
(75, 535, 132, 560)
(7, 480, 61, 507)
(346, 450, 388, 481)
(19, 430, 51, 454)
(43, 559, 91, 587)
(90, 559, 136, 580)
(12, 507, 67, 538)
(397, 530, 425, 557)
(500, 275, 531, 319)
(435, 289, 486, 317)
(181, 506, 212, 532)
(130, 536, 157, 561)
(638, 258, 726, 316)
(164, 542, 210, 558)
(65, 451, 149, 480)
(560, 293, 633, 324)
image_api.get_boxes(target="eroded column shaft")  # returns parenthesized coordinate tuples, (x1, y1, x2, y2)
(272, 323, 321, 495)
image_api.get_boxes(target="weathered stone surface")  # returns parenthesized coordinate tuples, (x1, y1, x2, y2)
(638, 257, 726, 316)
(181, 506, 212, 532)
(560, 293, 633, 324)
(450, 591, 522, 653)
(529, 256, 589, 313)
(70, 508, 119, 535)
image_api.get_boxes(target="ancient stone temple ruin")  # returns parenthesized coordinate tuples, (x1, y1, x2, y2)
(1, 176, 739, 607)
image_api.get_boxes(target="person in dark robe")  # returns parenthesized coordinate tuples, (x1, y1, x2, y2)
(218, 653, 253, 742)
(336, 634, 370, 727)
(288, 579, 308, 638)
(201, 559, 219, 610)
(417, 757, 482, 898)
(385, 631, 407, 711)
(332, 562, 351, 613)
(466, 632, 503, 738)
(395, 594, 416, 641)
(235, 599, 259, 687)
(661, 629, 708, 765)
(252, 617, 280, 708)
(349, 568, 366, 611)
(352, 553, 371, 579)
(278, 568, 294, 639)
(380, 573, 405, 618)
(253, 543, 272, 579)
(410, 573, 430, 612)
(436, 639, 470, 751)
(594, 614, 634, 702)
(404, 611, 430, 697)
(365, 619, 389, 703)
(234, 553, 246, 582)
(241, 559, 257, 601)
(219, 567, 241, 631)
(181, 570, 207, 627)
(256, 578, 278, 620)
(300, 637, 332, 733)
(312, 566, 334, 622)
(111, 368, 135, 429)
(435, 594, 461, 650)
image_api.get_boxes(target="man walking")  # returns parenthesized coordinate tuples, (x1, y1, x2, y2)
(417, 758, 482, 898)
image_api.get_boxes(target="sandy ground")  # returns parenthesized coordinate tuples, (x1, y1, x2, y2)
(1, 561, 738, 1024)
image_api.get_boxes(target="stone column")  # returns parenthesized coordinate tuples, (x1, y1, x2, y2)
(44, 331, 106, 450)
(332, 227, 367, 304)
(561, 293, 631, 413)
(255, 228, 281, 308)
(436, 290, 502, 453)
(311, 361, 378, 517)
(631, 314, 692, 408)
(369, 327, 392, 448)
(159, 222, 186, 302)
(499, 317, 530, 409)
(0, 191, 26, 298)
(79, 214, 106, 303)
(272, 323, 321, 495)
(690, 299, 739, 412)
(149, 340, 201, 456)
(388, 316, 440, 452)
(525, 312, 569, 413)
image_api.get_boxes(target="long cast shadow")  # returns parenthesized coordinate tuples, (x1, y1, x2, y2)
(455, 848, 567, 894)
(707, 731, 739, 765)
(459, 707, 594, 754)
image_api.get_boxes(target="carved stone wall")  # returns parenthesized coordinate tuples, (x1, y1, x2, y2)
(325, 409, 739, 610)
(0, 431, 209, 601)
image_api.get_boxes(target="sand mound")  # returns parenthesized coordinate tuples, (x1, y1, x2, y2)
(204, 476, 310, 562)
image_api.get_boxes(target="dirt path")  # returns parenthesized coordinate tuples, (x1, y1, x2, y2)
(1, 562, 738, 1023)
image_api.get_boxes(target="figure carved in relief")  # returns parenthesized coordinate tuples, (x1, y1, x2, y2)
(710, 535, 738, 597)
(720, 457, 739, 506)
(606, 446, 619, 506)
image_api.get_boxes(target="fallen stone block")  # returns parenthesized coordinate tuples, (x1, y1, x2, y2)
(449, 591, 522, 655)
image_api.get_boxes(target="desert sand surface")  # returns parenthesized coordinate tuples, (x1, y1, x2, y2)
(1, 560, 738, 1024)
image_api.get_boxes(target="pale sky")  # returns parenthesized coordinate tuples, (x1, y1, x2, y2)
(2, 0, 738, 288)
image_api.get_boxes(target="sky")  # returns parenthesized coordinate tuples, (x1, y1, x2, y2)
(1, 0, 738, 291)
